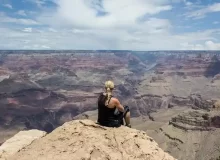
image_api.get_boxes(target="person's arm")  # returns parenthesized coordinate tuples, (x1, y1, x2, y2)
(113, 98, 124, 112)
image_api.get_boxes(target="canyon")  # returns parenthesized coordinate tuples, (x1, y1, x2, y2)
(0, 50, 220, 160)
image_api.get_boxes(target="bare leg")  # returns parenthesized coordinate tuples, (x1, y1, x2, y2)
(124, 111, 131, 127)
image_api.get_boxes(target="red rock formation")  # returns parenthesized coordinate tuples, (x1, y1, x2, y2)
(2, 53, 129, 74)
(155, 55, 220, 77)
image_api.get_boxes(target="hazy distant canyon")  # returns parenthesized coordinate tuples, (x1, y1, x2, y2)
(0, 50, 220, 160)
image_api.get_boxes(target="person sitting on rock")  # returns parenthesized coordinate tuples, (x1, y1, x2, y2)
(97, 80, 131, 128)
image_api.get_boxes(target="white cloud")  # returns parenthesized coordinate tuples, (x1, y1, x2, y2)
(35, 0, 47, 7)
(186, 2, 193, 6)
(181, 41, 220, 50)
(140, 18, 171, 34)
(3, 4, 12, 9)
(22, 28, 33, 32)
(1, 0, 220, 50)
(0, 27, 110, 50)
(2, 17, 39, 25)
(180, 43, 203, 50)
(24, 0, 49, 7)
(48, 28, 57, 32)
(173, 29, 220, 42)
(23, 44, 51, 49)
(17, 10, 27, 16)
(186, 3, 220, 19)
(183, 0, 193, 6)
(205, 41, 220, 50)
(1, 25, 220, 50)
(33, 0, 174, 50)
(23, 40, 30, 44)
(72, 29, 85, 34)
(41, 45, 51, 49)
(213, 21, 219, 25)
(51, 0, 172, 29)
(0, 13, 39, 25)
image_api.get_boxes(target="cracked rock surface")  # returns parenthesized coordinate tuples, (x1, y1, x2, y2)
(8, 120, 176, 160)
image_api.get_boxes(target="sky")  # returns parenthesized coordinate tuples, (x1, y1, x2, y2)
(0, 0, 220, 50)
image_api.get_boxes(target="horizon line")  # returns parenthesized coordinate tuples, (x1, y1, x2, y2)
(0, 49, 220, 52)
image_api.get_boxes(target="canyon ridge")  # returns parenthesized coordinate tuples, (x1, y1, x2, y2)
(0, 50, 220, 160)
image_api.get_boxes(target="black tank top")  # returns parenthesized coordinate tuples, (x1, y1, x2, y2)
(97, 93, 120, 127)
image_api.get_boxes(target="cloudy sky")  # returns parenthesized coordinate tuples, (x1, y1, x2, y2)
(0, 0, 220, 50)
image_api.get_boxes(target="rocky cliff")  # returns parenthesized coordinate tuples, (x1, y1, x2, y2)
(1, 120, 176, 160)
(155, 54, 220, 77)
(144, 109, 220, 160)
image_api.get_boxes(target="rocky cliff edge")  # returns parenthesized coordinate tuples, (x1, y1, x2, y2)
(1, 120, 176, 160)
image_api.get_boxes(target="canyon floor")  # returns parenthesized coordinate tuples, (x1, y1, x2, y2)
(0, 50, 220, 160)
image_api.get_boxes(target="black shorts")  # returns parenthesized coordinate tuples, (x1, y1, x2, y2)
(121, 106, 130, 117)
(115, 106, 130, 125)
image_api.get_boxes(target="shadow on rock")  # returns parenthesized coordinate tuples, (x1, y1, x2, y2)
(205, 56, 220, 77)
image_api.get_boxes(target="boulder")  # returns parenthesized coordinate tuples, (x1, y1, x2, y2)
(0, 130, 46, 160)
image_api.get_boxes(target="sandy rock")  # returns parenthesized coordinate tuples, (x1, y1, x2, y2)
(0, 130, 46, 160)
(8, 120, 176, 160)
